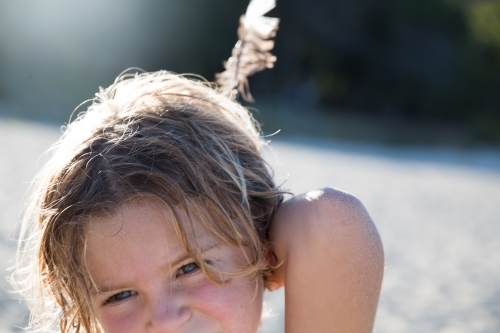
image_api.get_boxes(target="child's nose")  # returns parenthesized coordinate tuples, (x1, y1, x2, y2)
(148, 297, 191, 332)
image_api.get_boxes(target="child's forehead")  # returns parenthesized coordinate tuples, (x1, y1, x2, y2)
(84, 201, 234, 291)
(86, 197, 217, 243)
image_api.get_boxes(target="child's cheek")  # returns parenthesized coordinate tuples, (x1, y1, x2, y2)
(185, 277, 236, 318)
(185, 276, 262, 327)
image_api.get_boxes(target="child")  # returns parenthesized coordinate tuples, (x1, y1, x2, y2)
(12, 2, 384, 332)
(12, 70, 383, 333)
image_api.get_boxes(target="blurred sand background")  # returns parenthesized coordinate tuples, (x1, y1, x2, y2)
(1, 119, 499, 333)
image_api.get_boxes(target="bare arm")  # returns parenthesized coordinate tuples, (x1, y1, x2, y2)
(267, 188, 384, 333)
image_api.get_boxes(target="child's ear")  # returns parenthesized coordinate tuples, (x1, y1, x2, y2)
(262, 249, 283, 291)
(264, 248, 277, 267)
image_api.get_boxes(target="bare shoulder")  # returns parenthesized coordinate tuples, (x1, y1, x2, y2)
(268, 187, 384, 333)
(270, 187, 382, 259)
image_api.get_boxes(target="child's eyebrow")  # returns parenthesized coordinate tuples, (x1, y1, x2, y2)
(167, 242, 220, 270)
(91, 243, 221, 295)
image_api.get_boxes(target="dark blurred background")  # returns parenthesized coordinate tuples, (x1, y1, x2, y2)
(1, 0, 499, 145)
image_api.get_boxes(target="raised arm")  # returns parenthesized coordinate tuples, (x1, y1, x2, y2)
(267, 187, 384, 333)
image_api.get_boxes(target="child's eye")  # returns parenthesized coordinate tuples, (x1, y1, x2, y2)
(104, 290, 136, 305)
(179, 262, 200, 275)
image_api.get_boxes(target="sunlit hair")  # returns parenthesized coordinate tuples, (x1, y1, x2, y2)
(11, 70, 283, 333)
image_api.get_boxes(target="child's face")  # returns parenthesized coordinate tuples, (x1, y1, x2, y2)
(85, 201, 263, 333)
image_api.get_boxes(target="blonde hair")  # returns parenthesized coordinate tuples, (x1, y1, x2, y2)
(11, 70, 283, 333)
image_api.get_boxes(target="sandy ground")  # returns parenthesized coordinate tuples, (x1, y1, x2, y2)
(1, 119, 499, 333)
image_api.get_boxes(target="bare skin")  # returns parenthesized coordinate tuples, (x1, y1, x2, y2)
(85, 203, 264, 333)
(267, 187, 384, 333)
(84, 187, 383, 332)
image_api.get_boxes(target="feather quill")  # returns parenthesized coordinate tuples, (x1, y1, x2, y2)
(216, 0, 279, 102)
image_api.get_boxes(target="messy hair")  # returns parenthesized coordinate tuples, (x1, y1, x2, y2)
(11, 70, 283, 333)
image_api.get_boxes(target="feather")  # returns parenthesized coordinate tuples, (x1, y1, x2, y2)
(216, 0, 279, 102)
